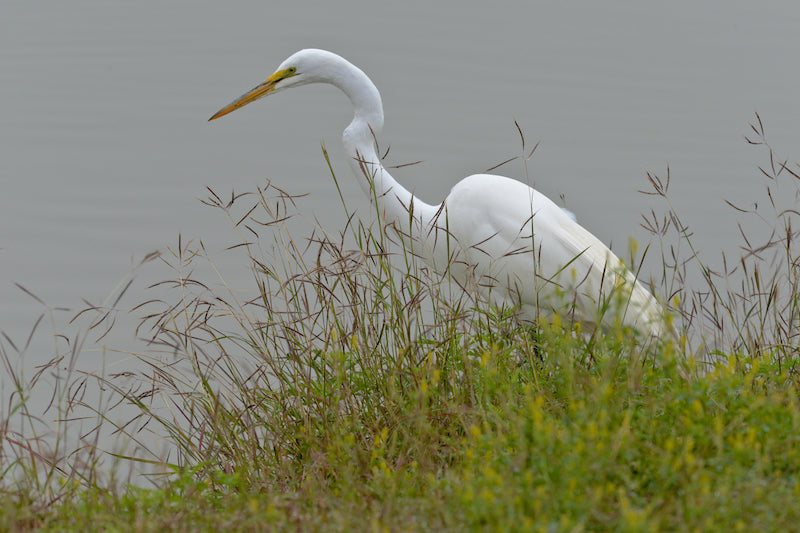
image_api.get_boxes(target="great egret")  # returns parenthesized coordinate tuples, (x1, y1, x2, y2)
(210, 49, 667, 337)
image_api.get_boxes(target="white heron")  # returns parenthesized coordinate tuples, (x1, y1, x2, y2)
(210, 48, 667, 338)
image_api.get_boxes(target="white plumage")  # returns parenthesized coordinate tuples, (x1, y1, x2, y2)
(210, 48, 666, 337)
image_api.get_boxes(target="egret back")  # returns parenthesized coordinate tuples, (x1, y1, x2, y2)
(438, 174, 665, 336)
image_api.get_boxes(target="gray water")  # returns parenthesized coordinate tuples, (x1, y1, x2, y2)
(3, 2, 800, 412)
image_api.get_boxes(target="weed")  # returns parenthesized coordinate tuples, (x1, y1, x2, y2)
(2, 115, 800, 530)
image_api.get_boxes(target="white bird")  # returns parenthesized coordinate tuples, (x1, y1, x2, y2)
(210, 49, 667, 337)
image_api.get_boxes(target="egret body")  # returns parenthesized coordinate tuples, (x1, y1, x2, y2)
(210, 49, 666, 337)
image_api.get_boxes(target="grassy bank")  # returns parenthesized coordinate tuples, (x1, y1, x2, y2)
(3, 118, 800, 531)
(5, 344, 799, 531)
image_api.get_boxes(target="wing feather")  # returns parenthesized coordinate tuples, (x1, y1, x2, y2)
(437, 174, 664, 335)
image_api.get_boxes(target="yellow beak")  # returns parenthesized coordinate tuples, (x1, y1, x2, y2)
(208, 68, 295, 121)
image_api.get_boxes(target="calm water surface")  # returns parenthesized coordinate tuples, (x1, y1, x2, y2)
(3, 1, 800, 411)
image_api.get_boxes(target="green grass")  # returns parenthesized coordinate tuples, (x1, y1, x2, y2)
(2, 116, 800, 531)
(7, 347, 800, 531)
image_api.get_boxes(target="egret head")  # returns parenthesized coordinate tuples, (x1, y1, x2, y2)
(209, 49, 341, 121)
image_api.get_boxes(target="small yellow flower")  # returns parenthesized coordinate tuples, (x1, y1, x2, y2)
(664, 438, 675, 453)
(628, 236, 639, 257)
(469, 424, 481, 439)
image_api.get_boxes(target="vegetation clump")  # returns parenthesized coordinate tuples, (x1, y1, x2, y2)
(2, 117, 800, 531)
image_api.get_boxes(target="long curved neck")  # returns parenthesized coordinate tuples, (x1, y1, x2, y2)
(328, 57, 436, 233)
